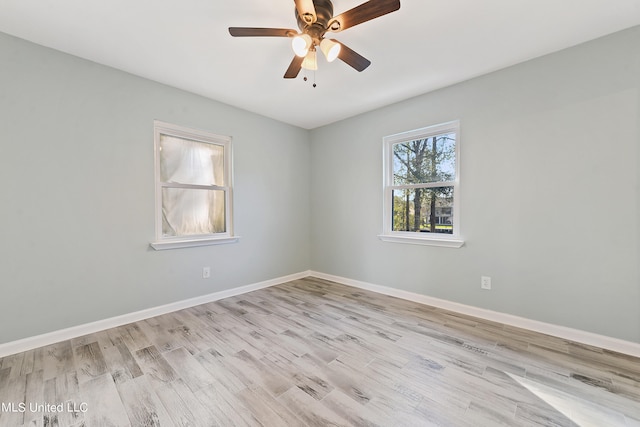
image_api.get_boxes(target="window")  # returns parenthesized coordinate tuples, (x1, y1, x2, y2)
(380, 121, 463, 248)
(150, 121, 238, 250)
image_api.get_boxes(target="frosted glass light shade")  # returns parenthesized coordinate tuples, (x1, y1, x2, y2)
(301, 49, 318, 70)
(320, 39, 341, 62)
(292, 34, 312, 57)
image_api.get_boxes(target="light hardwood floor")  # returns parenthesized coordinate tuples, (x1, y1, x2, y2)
(1, 277, 639, 426)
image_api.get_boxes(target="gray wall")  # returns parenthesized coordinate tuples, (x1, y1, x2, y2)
(310, 27, 640, 343)
(2, 26, 639, 346)
(0, 32, 311, 344)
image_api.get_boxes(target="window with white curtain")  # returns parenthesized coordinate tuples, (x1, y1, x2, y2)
(150, 121, 238, 250)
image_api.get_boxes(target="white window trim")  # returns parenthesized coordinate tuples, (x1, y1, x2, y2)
(379, 120, 464, 248)
(149, 121, 239, 251)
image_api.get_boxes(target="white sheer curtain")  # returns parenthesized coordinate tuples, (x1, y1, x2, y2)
(160, 135, 225, 237)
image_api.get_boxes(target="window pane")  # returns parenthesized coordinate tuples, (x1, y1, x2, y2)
(162, 188, 226, 237)
(392, 132, 456, 185)
(392, 187, 454, 234)
(160, 134, 225, 186)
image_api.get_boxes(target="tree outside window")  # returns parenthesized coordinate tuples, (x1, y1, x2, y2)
(381, 121, 462, 247)
(392, 133, 455, 233)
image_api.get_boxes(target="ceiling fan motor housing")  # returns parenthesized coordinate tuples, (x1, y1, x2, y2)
(296, 0, 334, 43)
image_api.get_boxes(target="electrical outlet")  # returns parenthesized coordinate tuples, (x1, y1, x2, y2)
(481, 276, 491, 290)
(202, 267, 211, 279)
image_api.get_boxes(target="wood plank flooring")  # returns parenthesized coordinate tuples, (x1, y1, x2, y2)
(1, 276, 639, 426)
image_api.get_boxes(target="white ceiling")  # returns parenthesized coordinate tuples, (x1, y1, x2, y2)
(1, 0, 639, 129)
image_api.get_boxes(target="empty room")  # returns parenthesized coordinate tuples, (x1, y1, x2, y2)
(1, 0, 639, 426)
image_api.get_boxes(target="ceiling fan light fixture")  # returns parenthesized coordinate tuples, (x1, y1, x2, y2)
(301, 48, 318, 70)
(320, 38, 341, 62)
(292, 34, 312, 57)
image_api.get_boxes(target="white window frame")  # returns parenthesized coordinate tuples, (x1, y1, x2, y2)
(379, 120, 464, 248)
(149, 121, 239, 250)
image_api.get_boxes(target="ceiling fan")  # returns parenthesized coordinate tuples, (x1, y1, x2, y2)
(229, 0, 401, 79)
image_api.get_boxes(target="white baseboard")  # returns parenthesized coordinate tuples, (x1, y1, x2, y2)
(3, 269, 639, 360)
(310, 271, 640, 359)
(0, 271, 310, 358)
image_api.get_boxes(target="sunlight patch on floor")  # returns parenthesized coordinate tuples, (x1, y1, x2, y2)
(507, 373, 627, 426)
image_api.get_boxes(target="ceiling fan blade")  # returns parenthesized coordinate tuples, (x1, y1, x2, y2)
(284, 55, 305, 78)
(294, 0, 317, 24)
(334, 40, 371, 72)
(229, 27, 297, 37)
(327, 0, 400, 32)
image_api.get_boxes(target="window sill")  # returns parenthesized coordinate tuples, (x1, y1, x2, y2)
(149, 236, 240, 251)
(378, 234, 464, 248)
